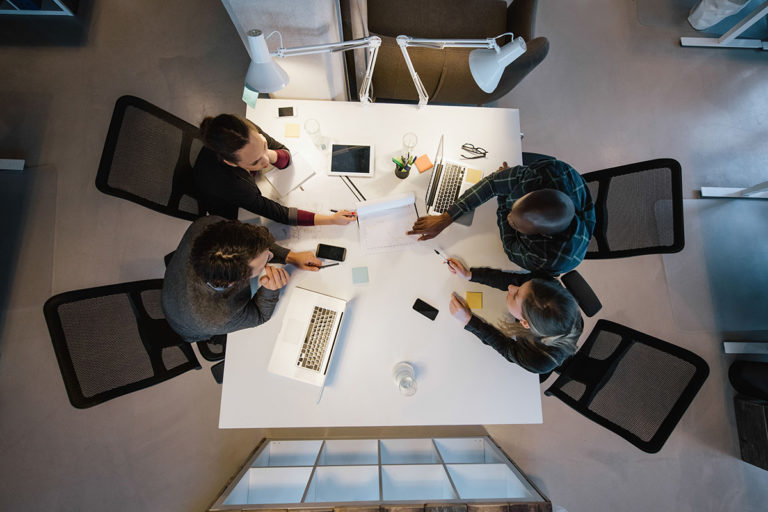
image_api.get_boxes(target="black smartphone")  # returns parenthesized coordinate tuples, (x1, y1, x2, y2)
(277, 106, 295, 117)
(316, 243, 346, 262)
(413, 298, 438, 321)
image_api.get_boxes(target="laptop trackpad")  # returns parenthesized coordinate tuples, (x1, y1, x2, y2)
(281, 319, 308, 346)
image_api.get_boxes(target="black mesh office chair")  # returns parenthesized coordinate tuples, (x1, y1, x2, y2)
(582, 158, 684, 259)
(95, 95, 204, 221)
(544, 319, 709, 453)
(43, 279, 201, 408)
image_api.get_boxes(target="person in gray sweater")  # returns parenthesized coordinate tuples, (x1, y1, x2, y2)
(445, 258, 583, 374)
(161, 216, 321, 342)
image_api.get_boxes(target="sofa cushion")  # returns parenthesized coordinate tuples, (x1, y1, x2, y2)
(367, 0, 508, 39)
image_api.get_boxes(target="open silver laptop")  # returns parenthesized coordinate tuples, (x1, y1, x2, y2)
(267, 287, 347, 387)
(424, 135, 479, 225)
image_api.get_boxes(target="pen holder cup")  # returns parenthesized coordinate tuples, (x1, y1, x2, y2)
(395, 167, 410, 179)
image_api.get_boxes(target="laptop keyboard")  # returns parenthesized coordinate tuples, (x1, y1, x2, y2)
(433, 163, 466, 213)
(296, 306, 338, 372)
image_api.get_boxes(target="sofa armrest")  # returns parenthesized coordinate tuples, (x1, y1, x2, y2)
(507, 0, 538, 41)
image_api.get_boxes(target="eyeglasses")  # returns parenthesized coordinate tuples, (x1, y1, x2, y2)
(461, 143, 487, 159)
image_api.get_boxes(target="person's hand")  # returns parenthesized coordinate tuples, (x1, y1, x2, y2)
(315, 210, 357, 225)
(449, 292, 472, 325)
(286, 250, 322, 271)
(259, 265, 290, 290)
(331, 210, 356, 225)
(497, 161, 509, 172)
(446, 258, 471, 280)
(267, 149, 278, 164)
(407, 212, 452, 241)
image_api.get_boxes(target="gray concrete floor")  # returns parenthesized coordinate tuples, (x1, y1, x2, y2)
(1, 0, 767, 511)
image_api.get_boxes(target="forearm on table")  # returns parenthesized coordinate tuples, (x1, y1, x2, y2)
(242, 286, 281, 326)
(469, 267, 533, 290)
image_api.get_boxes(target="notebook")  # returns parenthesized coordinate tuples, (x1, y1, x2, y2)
(267, 287, 347, 387)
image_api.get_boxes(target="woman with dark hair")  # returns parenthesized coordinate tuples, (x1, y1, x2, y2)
(445, 258, 582, 374)
(162, 216, 321, 342)
(193, 114, 356, 225)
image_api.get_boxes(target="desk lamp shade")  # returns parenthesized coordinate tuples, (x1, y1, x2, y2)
(245, 29, 289, 93)
(469, 37, 527, 93)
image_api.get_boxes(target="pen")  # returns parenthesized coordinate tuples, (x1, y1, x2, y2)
(330, 209, 338, 212)
(434, 249, 448, 262)
(320, 262, 340, 269)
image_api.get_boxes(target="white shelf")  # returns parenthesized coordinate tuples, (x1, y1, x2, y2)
(305, 465, 380, 502)
(381, 464, 457, 500)
(434, 437, 503, 464)
(224, 467, 313, 505)
(317, 439, 379, 465)
(447, 464, 532, 499)
(212, 437, 547, 509)
(252, 440, 322, 467)
(380, 438, 440, 464)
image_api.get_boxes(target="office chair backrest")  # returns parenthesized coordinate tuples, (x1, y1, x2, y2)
(43, 279, 200, 408)
(582, 158, 684, 259)
(96, 95, 204, 221)
(545, 319, 709, 453)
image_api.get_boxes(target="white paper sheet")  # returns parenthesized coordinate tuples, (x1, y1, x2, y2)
(264, 152, 316, 198)
(356, 193, 418, 254)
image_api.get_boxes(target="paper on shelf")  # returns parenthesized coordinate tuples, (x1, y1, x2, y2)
(264, 152, 316, 198)
(356, 193, 418, 254)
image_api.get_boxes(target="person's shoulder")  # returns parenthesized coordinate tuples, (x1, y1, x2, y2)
(532, 158, 579, 178)
(188, 214, 225, 233)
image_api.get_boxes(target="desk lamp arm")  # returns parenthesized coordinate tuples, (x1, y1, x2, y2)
(271, 35, 382, 104)
(396, 35, 503, 107)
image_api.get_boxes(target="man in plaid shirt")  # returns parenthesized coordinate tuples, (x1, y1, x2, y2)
(408, 158, 595, 276)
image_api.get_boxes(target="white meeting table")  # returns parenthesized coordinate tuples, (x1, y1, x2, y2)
(218, 98, 538, 428)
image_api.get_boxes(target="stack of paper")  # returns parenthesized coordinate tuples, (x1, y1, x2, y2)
(356, 193, 418, 254)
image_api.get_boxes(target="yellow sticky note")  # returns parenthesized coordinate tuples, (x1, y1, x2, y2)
(465, 168, 483, 184)
(466, 291, 483, 309)
(284, 123, 300, 138)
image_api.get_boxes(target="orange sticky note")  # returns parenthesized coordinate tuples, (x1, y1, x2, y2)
(466, 291, 483, 309)
(284, 123, 300, 138)
(415, 154, 433, 173)
(465, 168, 482, 184)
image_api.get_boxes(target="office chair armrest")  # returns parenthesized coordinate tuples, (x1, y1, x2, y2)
(561, 270, 602, 317)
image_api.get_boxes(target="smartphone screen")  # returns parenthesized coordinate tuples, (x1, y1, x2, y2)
(278, 106, 294, 117)
(413, 298, 438, 321)
(316, 243, 346, 262)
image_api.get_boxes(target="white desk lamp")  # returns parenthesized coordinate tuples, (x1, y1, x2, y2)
(244, 29, 381, 104)
(396, 33, 527, 107)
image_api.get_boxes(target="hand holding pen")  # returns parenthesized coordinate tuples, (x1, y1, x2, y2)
(445, 257, 472, 281)
(328, 209, 357, 225)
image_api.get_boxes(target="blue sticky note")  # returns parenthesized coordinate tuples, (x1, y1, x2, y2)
(352, 266, 369, 284)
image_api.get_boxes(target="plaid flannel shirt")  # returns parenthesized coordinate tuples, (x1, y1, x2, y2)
(446, 159, 595, 275)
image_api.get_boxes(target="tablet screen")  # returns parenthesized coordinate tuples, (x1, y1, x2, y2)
(331, 144, 372, 175)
